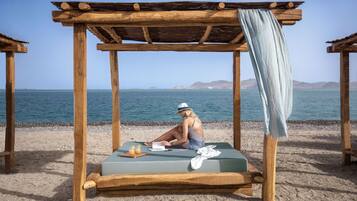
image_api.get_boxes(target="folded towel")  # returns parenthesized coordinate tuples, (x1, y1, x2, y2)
(190, 145, 221, 170)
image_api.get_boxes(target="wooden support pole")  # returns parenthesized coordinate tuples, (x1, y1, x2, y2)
(233, 51, 241, 150)
(230, 32, 244, 44)
(269, 2, 277, 9)
(262, 135, 278, 201)
(142, 27, 152, 44)
(110, 51, 120, 152)
(5, 51, 15, 174)
(217, 2, 225, 10)
(73, 23, 87, 201)
(340, 51, 351, 165)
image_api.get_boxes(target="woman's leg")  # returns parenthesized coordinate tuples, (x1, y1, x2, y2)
(145, 125, 182, 145)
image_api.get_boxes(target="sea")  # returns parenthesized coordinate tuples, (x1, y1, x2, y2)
(0, 89, 356, 125)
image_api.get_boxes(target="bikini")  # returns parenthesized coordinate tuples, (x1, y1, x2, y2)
(183, 117, 205, 150)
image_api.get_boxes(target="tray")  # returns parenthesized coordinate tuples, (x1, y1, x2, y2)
(119, 152, 147, 158)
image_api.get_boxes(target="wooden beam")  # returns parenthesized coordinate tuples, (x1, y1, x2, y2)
(133, 3, 140, 11)
(5, 51, 15, 174)
(94, 172, 252, 188)
(269, 2, 277, 9)
(340, 51, 351, 165)
(0, 151, 10, 157)
(73, 23, 87, 201)
(331, 35, 357, 51)
(60, 2, 72, 10)
(230, 32, 244, 44)
(233, 51, 241, 150)
(0, 44, 27, 53)
(97, 43, 248, 52)
(198, 26, 213, 44)
(286, 2, 294, 9)
(87, 26, 111, 43)
(102, 27, 122, 43)
(217, 2, 225, 10)
(262, 135, 278, 201)
(78, 2, 91, 11)
(142, 27, 152, 44)
(52, 9, 302, 26)
(110, 51, 120, 152)
(327, 45, 357, 53)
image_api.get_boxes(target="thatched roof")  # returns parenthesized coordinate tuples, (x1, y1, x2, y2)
(52, 1, 303, 51)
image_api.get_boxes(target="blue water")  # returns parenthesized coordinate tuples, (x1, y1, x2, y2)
(0, 89, 356, 124)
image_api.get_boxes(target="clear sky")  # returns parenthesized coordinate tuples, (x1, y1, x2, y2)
(0, 0, 356, 89)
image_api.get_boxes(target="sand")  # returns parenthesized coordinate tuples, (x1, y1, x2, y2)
(0, 122, 356, 201)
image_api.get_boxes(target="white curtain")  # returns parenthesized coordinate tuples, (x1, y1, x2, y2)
(238, 9, 293, 138)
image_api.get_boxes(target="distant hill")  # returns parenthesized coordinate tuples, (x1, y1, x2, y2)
(173, 79, 357, 90)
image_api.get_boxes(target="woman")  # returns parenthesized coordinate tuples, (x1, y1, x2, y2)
(145, 103, 205, 150)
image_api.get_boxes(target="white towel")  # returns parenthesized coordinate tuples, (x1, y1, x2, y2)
(190, 145, 221, 170)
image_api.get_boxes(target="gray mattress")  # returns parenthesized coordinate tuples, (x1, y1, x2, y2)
(101, 141, 248, 176)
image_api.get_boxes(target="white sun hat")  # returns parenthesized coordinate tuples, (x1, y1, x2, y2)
(177, 102, 192, 114)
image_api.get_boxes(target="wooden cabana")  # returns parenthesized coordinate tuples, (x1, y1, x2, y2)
(52, 1, 303, 200)
(327, 33, 357, 165)
(0, 33, 28, 173)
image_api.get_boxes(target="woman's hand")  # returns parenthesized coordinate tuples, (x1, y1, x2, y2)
(160, 141, 171, 146)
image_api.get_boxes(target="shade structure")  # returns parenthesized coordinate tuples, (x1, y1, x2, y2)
(327, 33, 357, 165)
(52, 1, 303, 201)
(0, 32, 28, 173)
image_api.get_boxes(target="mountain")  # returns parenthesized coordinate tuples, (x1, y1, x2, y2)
(173, 79, 357, 90)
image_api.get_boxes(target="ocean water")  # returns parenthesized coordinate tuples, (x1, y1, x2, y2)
(0, 89, 356, 124)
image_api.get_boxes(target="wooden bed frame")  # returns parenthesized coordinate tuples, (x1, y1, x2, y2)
(51, 1, 303, 201)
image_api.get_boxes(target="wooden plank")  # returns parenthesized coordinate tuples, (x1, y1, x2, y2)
(0, 44, 27, 53)
(73, 24, 87, 201)
(98, 184, 252, 197)
(331, 34, 357, 50)
(102, 27, 122, 43)
(230, 32, 244, 44)
(233, 51, 241, 150)
(97, 43, 248, 52)
(262, 135, 278, 201)
(95, 172, 252, 188)
(198, 26, 213, 44)
(52, 9, 302, 26)
(110, 51, 120, 152)
(5, 51, 15, 174)
(327, 45, 357, 53)
(87, 26, 111, 43)
(142, 27, 152, 44)
(340, 51, 351, 165)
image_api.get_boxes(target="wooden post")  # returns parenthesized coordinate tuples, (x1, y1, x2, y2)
(262, 135, 278, 201)
(233, 51, 241, 150)
(340, 51, 351, 165)
(110, 51, 120, 152)
(73, 23, 87, 201)
(5, 51, 15, 174)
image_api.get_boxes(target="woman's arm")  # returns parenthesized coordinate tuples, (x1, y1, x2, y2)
(170, 118, 189, 146)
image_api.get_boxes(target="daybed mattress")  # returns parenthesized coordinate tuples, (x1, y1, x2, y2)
(101, 141, 248, 176)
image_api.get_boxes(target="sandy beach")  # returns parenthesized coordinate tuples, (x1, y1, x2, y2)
(0, 121, 356, 201)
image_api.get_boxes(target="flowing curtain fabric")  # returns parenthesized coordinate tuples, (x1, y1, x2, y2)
(238, 9, 293, 138)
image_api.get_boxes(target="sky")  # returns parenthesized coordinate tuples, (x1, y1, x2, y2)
(0, 0, 356, 89)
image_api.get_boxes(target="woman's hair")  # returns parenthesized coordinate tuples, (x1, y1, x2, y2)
(183, 109, 199, 119)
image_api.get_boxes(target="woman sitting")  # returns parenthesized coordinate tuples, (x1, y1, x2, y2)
(145, 103, 205, 150)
